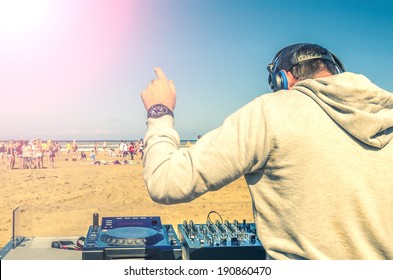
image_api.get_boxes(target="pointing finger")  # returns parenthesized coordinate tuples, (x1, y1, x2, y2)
(154, 67, 167, 81)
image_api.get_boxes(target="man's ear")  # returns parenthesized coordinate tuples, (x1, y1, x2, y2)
(285, 71, 298, 89)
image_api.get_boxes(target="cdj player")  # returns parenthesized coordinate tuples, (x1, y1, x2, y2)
(82, 214, 182, 260)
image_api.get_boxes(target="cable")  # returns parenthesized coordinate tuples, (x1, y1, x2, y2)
(206, 210, 223, 224)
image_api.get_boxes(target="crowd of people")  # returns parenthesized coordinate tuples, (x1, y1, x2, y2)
(0, 139, 61, 170)
(67, 139, 145, 162)
(0, 139, 145, 170)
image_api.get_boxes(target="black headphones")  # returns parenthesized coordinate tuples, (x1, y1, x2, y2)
(267, 43, 345, 92)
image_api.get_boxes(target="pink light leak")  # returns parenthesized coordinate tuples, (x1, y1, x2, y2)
(1, 0, 137, 109)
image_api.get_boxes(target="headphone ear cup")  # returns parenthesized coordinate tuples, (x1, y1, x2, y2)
(272, 70, 288, 91)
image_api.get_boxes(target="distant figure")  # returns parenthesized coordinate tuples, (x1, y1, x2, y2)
(122, 141, 128, 157)
(94, 142, 99, 155)
(71, 140, 78, 161)
(128, 142, 135, 160)
(89, 149, 96, 162)
(118, 141, 124, 157)
(47, 140, 56, 168)
(138, 138, 144, 159)
(66, 141, 71, 160)
(55, 142, 61, 157)
(35, 139, 43, 169)
(22, 141, 32, 169)
(0, 142, 5, 164)
(6, 140, 15, 170)
(103, 141, 107, 155)
(41, 141, 48, 155)
(80, 151, 87, 160)
(16, 140, 23, 169)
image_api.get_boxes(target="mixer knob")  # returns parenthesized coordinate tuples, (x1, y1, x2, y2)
(170, 238, 177, 245)
(151, 219, 158, 226)
(231, 237, 239, 246)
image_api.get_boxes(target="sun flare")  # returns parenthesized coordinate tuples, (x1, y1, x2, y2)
(0, 0, 51, 34)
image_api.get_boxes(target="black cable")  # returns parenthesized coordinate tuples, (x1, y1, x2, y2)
(206, 210, 223, 224)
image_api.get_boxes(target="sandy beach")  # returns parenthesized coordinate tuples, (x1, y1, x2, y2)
(0, 152, 253, 249)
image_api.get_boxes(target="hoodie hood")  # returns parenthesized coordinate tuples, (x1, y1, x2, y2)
(293, 72, 393, 148)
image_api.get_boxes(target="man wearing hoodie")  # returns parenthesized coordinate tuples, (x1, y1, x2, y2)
(140, 43, 393, 260)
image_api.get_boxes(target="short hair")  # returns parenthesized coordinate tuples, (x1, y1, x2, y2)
(290, 58, 339, 80)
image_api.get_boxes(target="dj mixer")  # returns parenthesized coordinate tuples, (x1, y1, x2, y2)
(178, 219, 266, 260)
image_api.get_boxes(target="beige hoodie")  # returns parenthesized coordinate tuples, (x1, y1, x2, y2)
(143, 72, 393, 259)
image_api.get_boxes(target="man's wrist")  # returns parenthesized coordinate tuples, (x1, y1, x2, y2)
(147, 103, 174, 119)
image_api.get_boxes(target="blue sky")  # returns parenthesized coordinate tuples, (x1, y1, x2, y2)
(1, 0, 392, 140)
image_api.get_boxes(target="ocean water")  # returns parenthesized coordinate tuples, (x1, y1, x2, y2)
(53, 140, 196, 152)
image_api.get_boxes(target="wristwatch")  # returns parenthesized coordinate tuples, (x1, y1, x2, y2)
(147, 104, 174, 119)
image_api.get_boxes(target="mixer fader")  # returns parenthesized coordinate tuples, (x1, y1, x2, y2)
(178, 218, 266, 260)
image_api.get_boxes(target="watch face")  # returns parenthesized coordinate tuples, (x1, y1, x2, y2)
(148, 104, 173, 118)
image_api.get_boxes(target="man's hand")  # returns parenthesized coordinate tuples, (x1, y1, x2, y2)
(141, 67, 176, 111)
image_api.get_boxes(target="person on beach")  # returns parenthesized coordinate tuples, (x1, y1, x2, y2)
(118, 141, 124, 158)
(137, 138, 144, 159)
(109, 148, 115, 157)
(71, 140, 78, 161)
(6, 140, 15, 170)
(41, 140, 48, 155)
(129, 142, 135, 160)
(89, 149, 96, 162)
(16, 140, 23, 169)
(94, 142, 99, 155)
(22, 141, 32, 169)
(0, 142, 5, 164)
(47, 140, 56, 168)
(140, 43, 393, 259)
(34, 139, 44, 169)
(80, 151, 87, 161)
(55, 142, 61, 157)
(122, 141, 128, 157)
(103, 141, 107, 155)
(66, 141, 71, 160)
